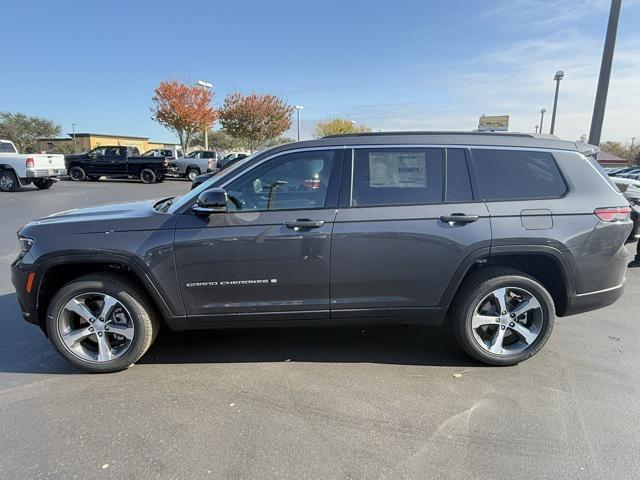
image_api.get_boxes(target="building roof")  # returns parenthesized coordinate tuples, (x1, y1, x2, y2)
(597, 150, 627, 163)
(65, 132, 150, 140)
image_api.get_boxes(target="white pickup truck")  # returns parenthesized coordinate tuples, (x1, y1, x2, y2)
(0, 139, 66, 192)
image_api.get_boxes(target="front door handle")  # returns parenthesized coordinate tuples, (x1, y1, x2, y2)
(440, 213, 480, 224)
(285, 219, 325, 229)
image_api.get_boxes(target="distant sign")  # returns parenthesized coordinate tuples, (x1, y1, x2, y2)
(478, 115, 509, 132)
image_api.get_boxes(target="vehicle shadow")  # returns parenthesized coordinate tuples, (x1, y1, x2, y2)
(0, 291, 479, 374)
(140, 323, 479, 368)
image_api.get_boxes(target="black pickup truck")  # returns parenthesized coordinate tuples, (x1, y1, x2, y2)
(65, 146, 169, 183)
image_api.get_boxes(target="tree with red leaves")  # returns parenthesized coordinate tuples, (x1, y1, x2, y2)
(151, 80, 217, 152)
(219, 92, 294, 152)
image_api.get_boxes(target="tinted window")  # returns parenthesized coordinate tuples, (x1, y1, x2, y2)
(445, 148, 473, 202)
(0, 142, 16, 153)
(471, 149, 566, 201)
(225, 150, 335, 211)
(351, 148, 443, 206)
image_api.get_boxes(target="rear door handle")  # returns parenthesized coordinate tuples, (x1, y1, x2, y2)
(285, 219, 325, 229)
(440, 213, 480, 224)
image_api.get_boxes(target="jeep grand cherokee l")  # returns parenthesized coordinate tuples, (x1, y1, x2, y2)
(11, 132, 632, 372)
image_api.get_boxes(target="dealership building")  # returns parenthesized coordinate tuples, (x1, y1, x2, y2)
(38, 132, 178, 154)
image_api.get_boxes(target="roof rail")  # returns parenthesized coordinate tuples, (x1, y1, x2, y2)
(323, 131, 538, 139)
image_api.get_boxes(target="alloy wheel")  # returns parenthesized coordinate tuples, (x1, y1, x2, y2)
(57, 292, 135, 363)
(0, 173, 14, 190)
(470, 287, 544, 356)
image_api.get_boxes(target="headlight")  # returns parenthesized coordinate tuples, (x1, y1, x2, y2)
(18, 236, 34, 254)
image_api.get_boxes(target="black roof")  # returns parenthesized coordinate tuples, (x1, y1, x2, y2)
(265, 131, 593, 155)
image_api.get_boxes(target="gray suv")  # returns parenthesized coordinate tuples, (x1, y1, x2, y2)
(11, 132, 633, 372)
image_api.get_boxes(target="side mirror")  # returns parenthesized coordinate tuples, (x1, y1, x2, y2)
(192, 188, 228, 215)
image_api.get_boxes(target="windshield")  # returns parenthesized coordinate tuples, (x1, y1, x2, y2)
(167, 153, 257, 213)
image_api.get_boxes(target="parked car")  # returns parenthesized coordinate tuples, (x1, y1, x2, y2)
(169, 150, 217, 181)
(142, 148, 177, 162)
(65, 146, 169, 184)
(611, 177, 640, 244)
(0, 139, 66, 192)
(12, 132, 633, 372)
(190, 153, 250, 189)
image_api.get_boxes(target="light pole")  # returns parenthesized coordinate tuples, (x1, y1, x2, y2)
(294, 105, 304, 141)
(72, 123, 77, 153)
(535, 124, 539, 134)
(589, 0, 622, 146)
(630, 137, 636, 163)
(550, 70, 564, 135)
(197, 80, 213, 150)
(539, 108, 546, 134)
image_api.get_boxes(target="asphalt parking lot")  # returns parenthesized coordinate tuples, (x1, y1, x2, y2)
(1, 179, 639, 480)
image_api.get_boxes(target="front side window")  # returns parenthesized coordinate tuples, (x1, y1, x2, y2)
(471, 149, 567, 201)
(224, 150, 335, 211)
(351, 148, 444, 206)
(90, 147, 107, 157)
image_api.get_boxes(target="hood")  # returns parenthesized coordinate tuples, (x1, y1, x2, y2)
(21, 199, 177, 235)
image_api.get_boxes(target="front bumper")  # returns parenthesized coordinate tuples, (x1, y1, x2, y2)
(10, 258, 39, 326)
(26, 168, 67, 178)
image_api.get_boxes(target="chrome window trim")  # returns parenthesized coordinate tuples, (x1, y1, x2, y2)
(173, 143, 582, 212)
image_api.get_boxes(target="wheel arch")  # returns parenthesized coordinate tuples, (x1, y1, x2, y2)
(34, 253, 176, 333)
(441, 246, 575, 317)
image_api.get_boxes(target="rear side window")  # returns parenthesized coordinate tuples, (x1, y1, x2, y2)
(445, 148, 473, 202)
(471, 149, 567, 201)
(351, 148, 444, 206)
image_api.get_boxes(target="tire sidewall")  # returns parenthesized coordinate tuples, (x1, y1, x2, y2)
(69, 166, 86, 181)
(187, 169, 199, 181)
(34, 178, 53, 189)
(46, 278, 152, 373)
(0, 170, 19, 192)
(140, 168, 156, 184)
(455, 273, 555, 365)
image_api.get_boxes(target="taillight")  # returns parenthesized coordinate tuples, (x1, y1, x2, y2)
(594, 206, 631, 222)
(207, 159, 213, 169)
(163, 159, 168, 167)
(25, 157, 34, 168)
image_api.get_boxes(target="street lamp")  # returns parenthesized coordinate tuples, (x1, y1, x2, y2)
(535, 124, 539, 134)
(294, 105, 304, 141)
(539, 108, 546, 134)
(197, 80, 213, 150)
(72, 123, 77, 153)
(550, 70, 564, 135)
(630, 137, 636, 163)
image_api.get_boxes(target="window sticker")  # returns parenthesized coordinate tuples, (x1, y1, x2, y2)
(368, 152, 427, 188)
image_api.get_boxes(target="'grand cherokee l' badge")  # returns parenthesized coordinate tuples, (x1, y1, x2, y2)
(185, 279, 278, 288)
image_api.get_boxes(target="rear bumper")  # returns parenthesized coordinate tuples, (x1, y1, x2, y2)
(25, 168, 66, 178)
(563, 280, 625, 317)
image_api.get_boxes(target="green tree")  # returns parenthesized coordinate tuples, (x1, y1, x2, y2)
(192, 129, 247, 151)
(599, 141, 627, 159)
(0, 112, 61, 153)
(314, 118, 371, 138)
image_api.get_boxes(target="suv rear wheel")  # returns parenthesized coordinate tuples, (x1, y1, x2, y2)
(46, 274, 159, 373)
(451, 267, 555, 366)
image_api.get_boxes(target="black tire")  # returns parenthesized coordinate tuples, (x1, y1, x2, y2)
(33, 178, 54, 190)
(87, 175, 101, 182)
(186, 169, 200, 182)
(69, 166, 86, 181)
(46, 273, 159, 373)
(140, 168, 156, 184)
(451, 267, 555, 366)
(0, 169, 20, 192)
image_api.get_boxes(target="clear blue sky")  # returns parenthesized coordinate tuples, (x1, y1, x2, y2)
(2, 0, 639, 143)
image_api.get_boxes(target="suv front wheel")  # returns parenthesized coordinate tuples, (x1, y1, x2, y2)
(452, 268, 555, 366)
(46, 274, 159, 373)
